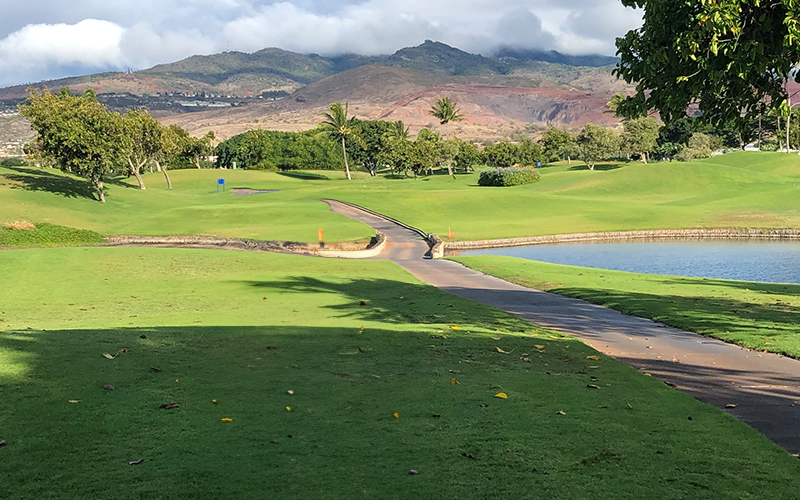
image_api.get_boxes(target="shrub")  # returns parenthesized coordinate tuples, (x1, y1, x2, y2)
(0, 223, 104, 248)
(478, 166, 541, 187)
(0, 158, 25, 168)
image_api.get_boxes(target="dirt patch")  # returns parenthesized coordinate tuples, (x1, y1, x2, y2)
(232, 189, 280, 196)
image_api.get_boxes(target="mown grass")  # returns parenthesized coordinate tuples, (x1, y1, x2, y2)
(2, 151, 800, 244)
(1, 248, 799, 499)
(452, 256, 800, 359)
(0, 223, 104, 248)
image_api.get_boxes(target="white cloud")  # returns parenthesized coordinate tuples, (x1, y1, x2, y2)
(0, 19, 124, 77)
(0, 1, 643, 87)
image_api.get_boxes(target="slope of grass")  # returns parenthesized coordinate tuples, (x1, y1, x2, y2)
(0, 166, 370, 243)
(2, 248, 799, 499)
(451, 256, 800, 359)
(2, 151, 799, 244)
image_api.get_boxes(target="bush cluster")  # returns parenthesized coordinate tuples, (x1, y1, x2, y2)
(0, 158, 25, 168)
(478, 166, 541, 187)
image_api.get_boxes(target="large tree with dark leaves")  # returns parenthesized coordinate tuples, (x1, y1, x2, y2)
(615, 1, 800, 134)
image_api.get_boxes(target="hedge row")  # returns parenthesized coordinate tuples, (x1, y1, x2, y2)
(478, 167, 541, 187)
(0, 223, 105, 248)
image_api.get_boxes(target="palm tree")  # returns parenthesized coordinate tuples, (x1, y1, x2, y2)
(388, 120, 410, 140)
(429, 97, 464, 130)
(320, 102, 357, 180)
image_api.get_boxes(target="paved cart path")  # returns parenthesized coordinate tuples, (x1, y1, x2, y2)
(325, 199, 800, 454)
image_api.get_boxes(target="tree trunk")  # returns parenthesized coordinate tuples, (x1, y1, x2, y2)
(641, 152, 647, 164)
(128, 158, 147, 190)
(195, 157, 201, 169)
(567, 155, 571, 165)
(157, 161, 172, 190)
(787, 113, 791, 153)
(758, 111, 762, 150)
(342, 136, 351, 180)
(93, 178, 106, 203)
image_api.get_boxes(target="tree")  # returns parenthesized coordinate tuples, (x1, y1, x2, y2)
(319, 102, 358, 180)
(622, 117, 660, 163)
(117, 109, 163, 190)
(614, 1, 798, 134)
(429, 96, 464, 127)
(20, 88, 120, 202)
(156, 124, 193, 189)
(575, 124, 621, 170)
(388, 120, 410, 140)
(539, 127, 576, 164)
(182, 132, 215, 170)
(346, 119, 394, 177)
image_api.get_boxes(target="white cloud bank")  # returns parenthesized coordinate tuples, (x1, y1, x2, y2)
(0, 1, 642, 87)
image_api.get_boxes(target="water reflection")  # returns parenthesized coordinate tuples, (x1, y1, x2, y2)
(457, 241, 800, 284)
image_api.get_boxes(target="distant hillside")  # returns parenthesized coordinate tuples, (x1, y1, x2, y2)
(0, 40, 628, 146)
(0, 40, 618, 100)
(158, 65, 624, 144)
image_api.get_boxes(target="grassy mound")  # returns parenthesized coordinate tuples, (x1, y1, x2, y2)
(1, 248, 798, 499)
(452, 256, 800, 359)
(0, 222, 104, 248)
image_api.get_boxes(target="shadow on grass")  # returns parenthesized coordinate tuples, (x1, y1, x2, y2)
(568, 163, 624, 172)
(1, 166, 95, 199)
(3, 324, 800, 499)
(550, 286, 800, 356)
(243, 276, 527, 330)
(662, 277, 800, 297)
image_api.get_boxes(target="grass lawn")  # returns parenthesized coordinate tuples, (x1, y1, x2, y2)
(1, 248, 799, 499)
(451, 256, 800, 359)
(3, 151, 800, 245)
(0, 166, 371, 243)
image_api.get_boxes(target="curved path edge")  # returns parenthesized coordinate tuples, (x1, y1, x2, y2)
(325, 199, 800, 455)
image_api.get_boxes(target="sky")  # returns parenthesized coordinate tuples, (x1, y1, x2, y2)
(0, 0, 642, 88)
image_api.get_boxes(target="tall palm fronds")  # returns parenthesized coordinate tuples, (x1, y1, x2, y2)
(429, 97, 464, 126)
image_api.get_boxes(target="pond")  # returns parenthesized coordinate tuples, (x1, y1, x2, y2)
(456, 241, 800, 284)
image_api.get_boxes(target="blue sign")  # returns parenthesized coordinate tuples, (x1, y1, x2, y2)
(217, 178, 226, 192)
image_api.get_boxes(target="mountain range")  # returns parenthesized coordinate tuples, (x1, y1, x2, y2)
(0, 41, 629, 144)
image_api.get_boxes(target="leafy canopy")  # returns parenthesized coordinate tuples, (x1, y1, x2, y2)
(615, 0, 800, 131)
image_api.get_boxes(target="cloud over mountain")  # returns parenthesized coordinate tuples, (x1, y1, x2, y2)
(0, 0, 642, 87)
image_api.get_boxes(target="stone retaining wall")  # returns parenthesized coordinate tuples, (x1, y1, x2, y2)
(106, 233, 387, 259)
(441, 228, 800, 252)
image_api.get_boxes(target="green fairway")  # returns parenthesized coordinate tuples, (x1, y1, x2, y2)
(2, 248, 799, 499)
(451, 256, 800, 359)
(0, 166, 371, 243)
(3, 151, 800, 245)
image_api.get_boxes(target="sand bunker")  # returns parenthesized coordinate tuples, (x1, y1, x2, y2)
(232, 189, 280, 196)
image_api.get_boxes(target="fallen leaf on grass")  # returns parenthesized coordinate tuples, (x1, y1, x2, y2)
(496, 347, 514, 354)
(587, 384, 600, 389)
(480, 403, 489, 408)
(535, 345, 545, 350)
(150, 367, 162, 372)
(103, 384, 116, 391)
(409, 470, 420, 475)
(627, 403, 633, 409)
(726, 404, 737, 409)
(491, 337, 501, 341)
(287, 390, 294, 395)
(286, 407, 292, 412)
(102, 353, 116, 359)
(68, 400, 80, 404)
(393, 413, 399, 418)
(221, 418, 232, 422)
(212, 400, 218, 404)
(451, 378, 459, 385)
(556, 410, 566, 415)
(461, 453, 476, 460)
(129, 460, 144, 465)
(450, 326, 461, 331)
(158, 403, 180, 410)
(587, 356, 600, 361)
(495, 393, 508, 399)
